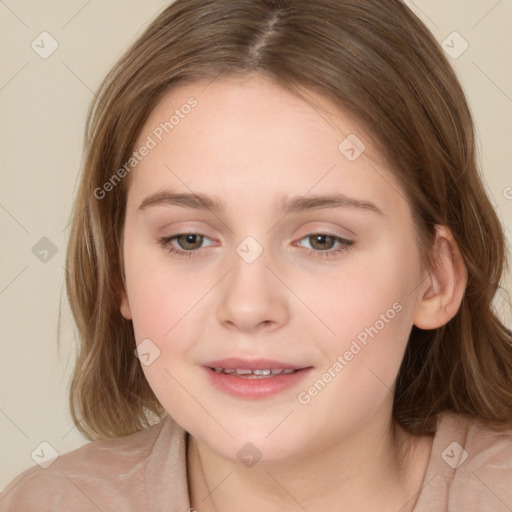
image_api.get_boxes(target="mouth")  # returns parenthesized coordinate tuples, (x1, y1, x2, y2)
(209, 367, 300, 378)
(202, 358, 313, 398)
(203, 357, 308, 375)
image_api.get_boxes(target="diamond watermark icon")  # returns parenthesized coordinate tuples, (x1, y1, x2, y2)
(134, 338, 161, 366)
(441, 31, 469, 60)
(31, 441, 59, 469)
(236, 236, 263, 264)
(31, 31, 59, 59)
(339, 134, 366, 161)
(32, 237, 58, 263)
(441, 441, 469, 469)
(237, 442, 262, 468)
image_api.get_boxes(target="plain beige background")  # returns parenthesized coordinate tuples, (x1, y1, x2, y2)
(0, 0, 511, 490)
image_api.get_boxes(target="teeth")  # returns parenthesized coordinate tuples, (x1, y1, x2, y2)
(212, 367, 298, 377)
(252, 369, 271, 376)
(213, 368, 237, 374)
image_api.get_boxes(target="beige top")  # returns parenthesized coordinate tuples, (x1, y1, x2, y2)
(1, 411, 511, 511)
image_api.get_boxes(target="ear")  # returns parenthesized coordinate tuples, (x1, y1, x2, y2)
(117, 236, 132, 320)
(413, 225, 467, 330)
(120, 287, 132, 320)
(117, 269, 132, 320)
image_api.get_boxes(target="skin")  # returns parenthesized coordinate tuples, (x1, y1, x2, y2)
(120, 74, 467, 511)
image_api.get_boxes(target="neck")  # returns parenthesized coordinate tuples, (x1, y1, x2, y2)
(186, 407, 433, 512)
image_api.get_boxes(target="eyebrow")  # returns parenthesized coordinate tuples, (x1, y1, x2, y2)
(138, 190, 384, 216)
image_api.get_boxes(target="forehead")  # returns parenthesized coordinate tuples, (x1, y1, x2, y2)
(136, 73, 373, 157)
(127, 74, 407, 218)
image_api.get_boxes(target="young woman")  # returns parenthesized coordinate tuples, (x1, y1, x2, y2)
(1, 1, 511, 510)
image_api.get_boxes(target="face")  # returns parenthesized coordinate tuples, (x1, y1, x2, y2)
(120, 74, 429, 463)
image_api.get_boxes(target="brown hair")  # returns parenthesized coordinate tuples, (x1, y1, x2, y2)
(64, 0, 512, 440)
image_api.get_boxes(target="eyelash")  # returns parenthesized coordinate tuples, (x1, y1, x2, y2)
(158, 233, 354, 260)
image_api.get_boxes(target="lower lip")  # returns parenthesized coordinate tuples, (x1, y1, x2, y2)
(202, 367, 313, 399)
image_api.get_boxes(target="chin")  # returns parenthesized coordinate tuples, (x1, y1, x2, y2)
(197, 423, 310, 464)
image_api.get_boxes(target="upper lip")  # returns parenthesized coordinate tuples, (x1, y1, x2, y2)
(203, 358, 308, 370)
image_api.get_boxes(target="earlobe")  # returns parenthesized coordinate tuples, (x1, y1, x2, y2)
(413, 226, 468, 330)
(117, 242, 132, 320)
(120, 289, 132, 320)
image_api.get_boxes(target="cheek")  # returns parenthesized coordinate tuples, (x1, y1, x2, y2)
(294, 293, 413, 454)
(124, 262, 206, 418)
(123, 246, 222, 406)
(123, 242, 210, 343)
(314, 242, 418, 344)
(306, 239, 420, 402)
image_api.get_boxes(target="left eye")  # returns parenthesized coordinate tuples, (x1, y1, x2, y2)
(295, 233, 349, 251)
(158, 232, 354, 260)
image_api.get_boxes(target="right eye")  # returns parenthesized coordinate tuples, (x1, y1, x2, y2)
(158, 233, 216, 258)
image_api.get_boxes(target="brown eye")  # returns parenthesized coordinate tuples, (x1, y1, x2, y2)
(308, 234, 336, 251)
(294, 233, 354, 260)
(158, 232, 216, 259)
(175, 233, 204, 250)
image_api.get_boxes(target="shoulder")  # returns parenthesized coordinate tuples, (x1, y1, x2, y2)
(0, 415, 187, 512)
(437, 411, 512, 469)
(419, 411, 512, 511)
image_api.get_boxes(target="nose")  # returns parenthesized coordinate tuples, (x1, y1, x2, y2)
(215, 244, 289, 334)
